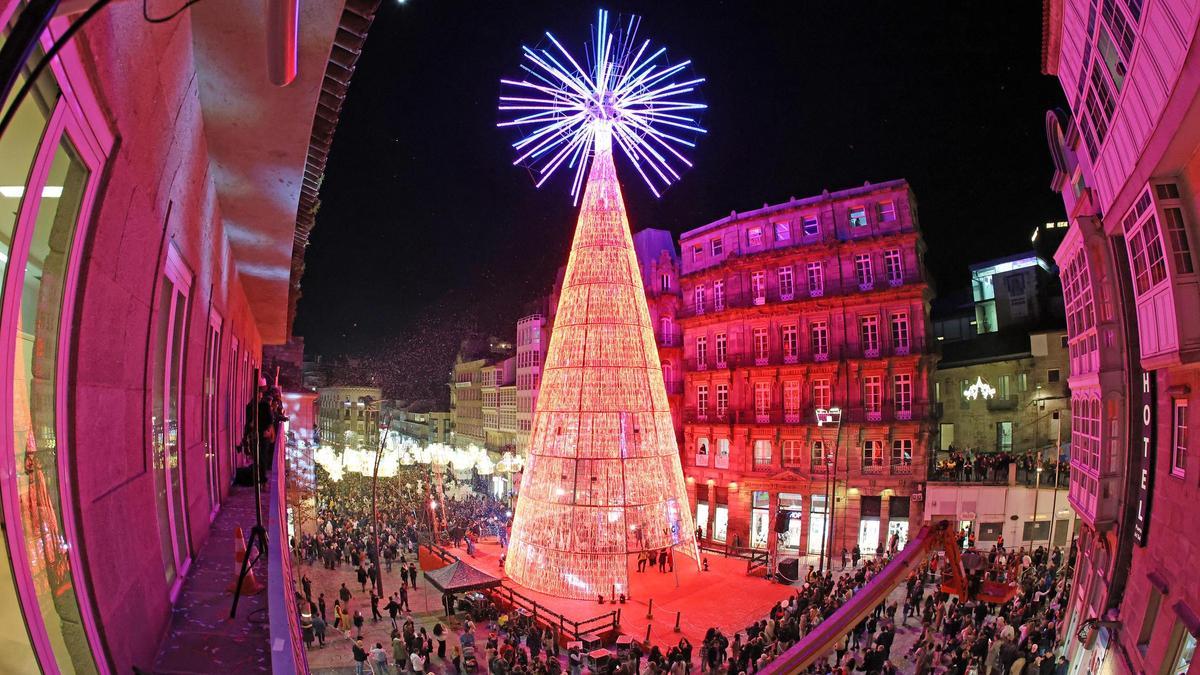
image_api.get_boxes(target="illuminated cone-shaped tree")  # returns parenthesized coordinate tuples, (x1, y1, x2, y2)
(499, 10, 706, 599)
(504, 127, 697, 599)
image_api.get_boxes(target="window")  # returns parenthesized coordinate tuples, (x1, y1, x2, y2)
(884, 248, 903, 285)
(710, 237, 723, 256)
(812, 378, 832, 409)
(894, 374, 912, 417)
(774, 222, 790, 241)
(697, 384, 709, 418)
(997, 421, 1014, 452)
(753, 327, 769, 363)
(716, 438, 731, 469)
(1061, 334, 1069, 348)
(802, 215, 819, 237)
(864, 376, 882, 416)
(754, 382, 771, 420)
(692, 245, 702, 262)
(783, 440, 804, 467)
(1097, 0, 1137, 91)
(695, 336, 707, 368)
(1138, 587, 1163, 652)
(751, 270, 766, 303)
(891, 439, 913, 469)
(778, 266, 794, 299)
(748, 226, 764, 247)
(715, 332, 727, 366)
(696, 437, 709, 466)
(860, 315, 880, 356)
(878, 201, 897, 223)
(716, 384, 728, 418)
(855, 253, 874, 289)
(784, 381, 801, 417)
(3, 81, 107, 670)
(1018, 372, 1029, 391)
(850, 206, 867, 228)
(1173, 399, 1188, 478)
(807, 262, 824, 296)
(660, 316, 672, 343)
(891, 312, 910, 353)
(1125, 192, 1168, 294)
(660, 273, 671, 291)
(863, 440, 884, 471)
(1079, 58, 1117, 160)
(1168, 626, 1196, 674)
(811, 441, 828, 469)
(152, 250, 194, 593)
(693, 285, 706, 314)
(810, 321, 829, 360)
(1162, 207, 1195, 274)
(782, 325, 798, 361)
(1048, 369, 1061, 383)
(753, 439, 772, 468)
(989, 374, 1008, 400)
(713, 280, 725, 311)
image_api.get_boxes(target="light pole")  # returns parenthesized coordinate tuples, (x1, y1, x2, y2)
(816, 407, 842, 574)
(371, 420, 391, 598)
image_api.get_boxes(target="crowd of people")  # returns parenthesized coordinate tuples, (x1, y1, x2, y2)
(931, 448, 1067, 487)
(293, 463, 1075, 674)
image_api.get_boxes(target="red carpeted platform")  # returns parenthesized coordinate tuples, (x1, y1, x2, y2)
(463, 540, 796, 648)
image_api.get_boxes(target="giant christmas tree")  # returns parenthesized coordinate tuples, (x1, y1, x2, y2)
(504, 127, 697, 599)
(498, 11, 706, 599)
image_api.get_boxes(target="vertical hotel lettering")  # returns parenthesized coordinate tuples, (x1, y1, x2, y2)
(1134, 370, 1155, 546)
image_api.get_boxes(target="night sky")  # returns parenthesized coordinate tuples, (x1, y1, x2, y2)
(294, 1, 1068, 359)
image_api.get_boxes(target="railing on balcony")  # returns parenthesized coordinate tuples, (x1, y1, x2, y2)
(684, 403, 932, 426)
(657, 330, 681, 347)
(271, 427, 306, 674)
(986, 396, 1019, 411)
(714, 454, 730, 469)
(862, 463, 885, 475)
(662, 379, 684, 395)
(694, 452, 709, 467)
(679, 271, 925, 318)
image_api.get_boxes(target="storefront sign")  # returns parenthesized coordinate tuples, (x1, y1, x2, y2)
(1134, 370, 1156, 546)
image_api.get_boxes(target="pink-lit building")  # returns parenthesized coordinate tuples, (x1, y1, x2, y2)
(515, 311, 549, 451)
(634, 228, 685, 443)
(1043, 1, 1200, 671)
(677, 180, 935, 564)
(0, 0, 378, 671)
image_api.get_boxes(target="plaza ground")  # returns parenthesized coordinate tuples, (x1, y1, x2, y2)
(299, 536, 931, 674)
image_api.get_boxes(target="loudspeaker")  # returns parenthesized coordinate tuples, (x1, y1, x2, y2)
(774, 511, 790, 534)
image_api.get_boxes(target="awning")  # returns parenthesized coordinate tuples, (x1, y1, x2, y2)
(422, 560, 503, 594)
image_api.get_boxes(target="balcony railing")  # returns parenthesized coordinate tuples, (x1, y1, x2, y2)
(657, 330, 681, 347)
(986, 396, 1019, 411)
(683, 403, 932, 426)
(662, 379, 684, 395)
(694, 452, 709, 467)
(678, 270, 925, 319)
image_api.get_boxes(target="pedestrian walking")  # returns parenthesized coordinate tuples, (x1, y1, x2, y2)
(352, 638, 369, 675)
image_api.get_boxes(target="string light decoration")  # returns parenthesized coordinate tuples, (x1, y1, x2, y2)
(963, 376, 997, 401)
(499, 11, 703, 600)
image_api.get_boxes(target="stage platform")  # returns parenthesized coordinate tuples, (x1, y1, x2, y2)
(458, 540, 798, 649)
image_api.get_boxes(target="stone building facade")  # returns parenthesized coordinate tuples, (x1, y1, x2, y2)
(1043, 1, 1200, 671)
(677, 180, 936, 563)
(316, 386, 383, 450)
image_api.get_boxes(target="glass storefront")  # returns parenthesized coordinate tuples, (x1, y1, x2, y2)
(750, 491, 769, 549)
(695, 501, 708, 538)
(713, 505, 728, 543)
(779, 493, 803, 551)
(858, 496, 881, 555)
(0, 24, 107, 672)
(807, 494, 827, 555)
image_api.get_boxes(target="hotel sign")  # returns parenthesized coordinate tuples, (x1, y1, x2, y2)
(1133, 370, 1156, 547)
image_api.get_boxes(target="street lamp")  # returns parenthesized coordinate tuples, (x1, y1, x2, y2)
(816, 407, 843, 574)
